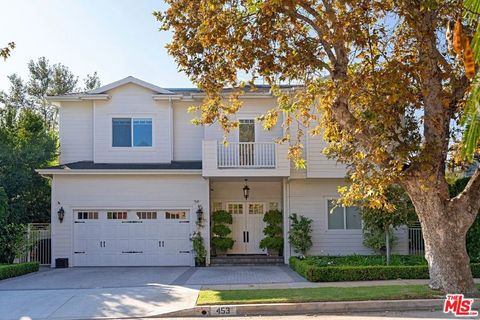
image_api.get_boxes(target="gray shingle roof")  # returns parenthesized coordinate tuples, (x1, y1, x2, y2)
(43, 161, 202, 170)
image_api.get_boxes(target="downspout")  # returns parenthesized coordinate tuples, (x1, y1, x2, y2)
(169, 97, 174, 162)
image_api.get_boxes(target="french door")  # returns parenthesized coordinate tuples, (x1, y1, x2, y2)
(239, 119, 255, 166)
(227, 202, 266, 254)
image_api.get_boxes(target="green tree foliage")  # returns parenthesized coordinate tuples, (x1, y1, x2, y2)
(461, 0, 480, 161)
(0, 109, 57, 223)
(83, 72, 102, 91)
(288, 213, 313, 258)
(361, 186, 417, 254)
(449, 177, 480, 260)
(0, 42, 15, 61)
(259, 209, 284, 254)
(0, 187, 29, 264)
(211, 210, 234, 252)
(27, 57, 78, 127)
(191, 231, 207, 266)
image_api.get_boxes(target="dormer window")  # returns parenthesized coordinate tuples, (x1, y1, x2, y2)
(112, 118, 152, 147)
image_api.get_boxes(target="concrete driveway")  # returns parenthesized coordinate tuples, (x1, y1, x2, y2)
(0, 265, 300, 320)
(0, 267, 199, 320)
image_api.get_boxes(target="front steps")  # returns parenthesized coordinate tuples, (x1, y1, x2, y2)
(210, 254, 284, 266)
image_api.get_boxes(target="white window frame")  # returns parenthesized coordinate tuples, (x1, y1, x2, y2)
(325, 198, 362, 230)
(237, 117, 257, 143)
(109, 115, 155, 150)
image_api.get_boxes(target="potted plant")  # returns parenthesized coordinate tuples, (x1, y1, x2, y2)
(211, 210, 234, 256)
(190, 231, 207, 267)
(259, 209, 284, 256)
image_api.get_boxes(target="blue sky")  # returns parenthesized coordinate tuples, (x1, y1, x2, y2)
(0, 0, 193, 90)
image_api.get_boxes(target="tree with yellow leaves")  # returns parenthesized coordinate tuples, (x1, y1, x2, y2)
(157, 0, 480, 294)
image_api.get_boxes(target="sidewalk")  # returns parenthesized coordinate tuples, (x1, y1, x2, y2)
(201, 278, 480, 290)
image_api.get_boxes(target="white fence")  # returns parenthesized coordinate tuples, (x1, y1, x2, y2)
(408, 223, 425, 256)
(19, 223, 51, 265)
(217, 142, 276, 168)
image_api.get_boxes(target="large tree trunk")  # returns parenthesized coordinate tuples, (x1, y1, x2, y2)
(407, 187, 478, 295)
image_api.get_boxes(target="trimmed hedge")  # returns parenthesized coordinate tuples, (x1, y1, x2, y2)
(0, 262, 39, 280)
(289, 257, 480, 282)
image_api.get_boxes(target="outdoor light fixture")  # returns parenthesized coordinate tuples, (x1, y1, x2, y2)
(57, 207, 65, 223)
(196, 205, 204, 223)
(243, 179, 250, 200)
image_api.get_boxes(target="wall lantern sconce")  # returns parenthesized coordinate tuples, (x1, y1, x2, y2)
(57, 207, 65, 223)
(196, 205, 204, 224)
(243, 179, 250, 200)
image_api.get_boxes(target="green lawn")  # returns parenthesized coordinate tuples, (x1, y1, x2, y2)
(197, 284, 480, 305)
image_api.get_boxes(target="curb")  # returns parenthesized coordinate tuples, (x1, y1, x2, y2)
(159, 299, 447, 318)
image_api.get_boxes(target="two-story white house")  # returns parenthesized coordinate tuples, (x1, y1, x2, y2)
(38, 76, 408, 267)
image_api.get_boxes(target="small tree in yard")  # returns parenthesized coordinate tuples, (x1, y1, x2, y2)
(361, 186, 417, 264)
(288, 214, 313, 258)
(158, 0, 480, 294)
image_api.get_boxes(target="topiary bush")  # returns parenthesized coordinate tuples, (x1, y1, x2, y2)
(211, 210, 234, 255)
(260, 209, 283, 255)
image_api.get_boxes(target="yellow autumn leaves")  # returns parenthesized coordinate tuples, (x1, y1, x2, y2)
(451, 19, 476, 79)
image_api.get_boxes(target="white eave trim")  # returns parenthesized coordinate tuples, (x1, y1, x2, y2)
(153, 92, 274, 101)
(152, 95, 184, 100)
(89, 76, 174, 94)
(36, 169, 203, 176)
(46, 94, 110, 102)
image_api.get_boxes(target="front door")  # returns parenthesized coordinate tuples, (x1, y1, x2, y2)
(227, 202, 266, 254)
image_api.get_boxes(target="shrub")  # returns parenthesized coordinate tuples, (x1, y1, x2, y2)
(363, 228, 396, 254)
(191, 231, 207, 266)
(0, 223, 29, 264)
(303, 255, 427, 267)
(211, 210, 234, 252)
(288, 213, 312, 258)
(0, 262, 39, 280)
(260, 210, 283, 254)
(289, 257, 480, 282)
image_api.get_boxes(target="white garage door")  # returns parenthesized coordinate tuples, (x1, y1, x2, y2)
(73, 209, 192, 266)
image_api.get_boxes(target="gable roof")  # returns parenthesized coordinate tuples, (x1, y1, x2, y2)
(89, 76, 174, 94)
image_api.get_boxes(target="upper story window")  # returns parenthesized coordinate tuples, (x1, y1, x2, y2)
(112, 118, 152, 147)
(327, 199, 362, 230)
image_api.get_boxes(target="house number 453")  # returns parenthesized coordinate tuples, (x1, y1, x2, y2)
(212, 306, 236, 316)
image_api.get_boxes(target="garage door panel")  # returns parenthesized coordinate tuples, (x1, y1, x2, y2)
(73, 209, 192, 266)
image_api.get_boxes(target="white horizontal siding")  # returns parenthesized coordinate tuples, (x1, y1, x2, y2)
(306, 135, 347, 178)
(173, 102, 203, 161)
(59, 101, 93, 164)
(287, 178, 409, 256)
(50, 174, 209, 267)
(204, 98, 283, 143)
(93, 83, 171, 163)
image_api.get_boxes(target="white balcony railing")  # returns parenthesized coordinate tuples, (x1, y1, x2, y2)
(217, 142, 276, 168)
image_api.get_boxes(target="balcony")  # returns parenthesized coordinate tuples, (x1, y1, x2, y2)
(217, 142, 276, 168)
(202, 140, 290, 177)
